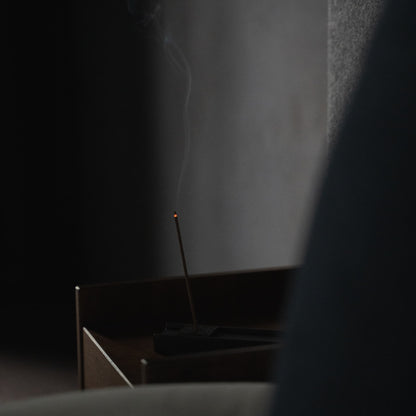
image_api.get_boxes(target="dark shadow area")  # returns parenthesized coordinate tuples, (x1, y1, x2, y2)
(3, 0, 158, 400)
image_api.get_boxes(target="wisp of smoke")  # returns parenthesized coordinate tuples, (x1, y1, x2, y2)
(163, 37, 193, 210)
(128, 1, 193, 211)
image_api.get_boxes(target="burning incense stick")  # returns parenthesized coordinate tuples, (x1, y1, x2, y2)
(173, 211, 198, 330)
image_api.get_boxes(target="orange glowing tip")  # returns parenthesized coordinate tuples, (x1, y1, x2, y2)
(173, 212, 178, 218)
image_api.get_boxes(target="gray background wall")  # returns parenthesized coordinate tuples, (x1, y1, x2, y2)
(4, 0, 328, 295)
(328, 0, 386, 145)
(149, 0, 327, 277)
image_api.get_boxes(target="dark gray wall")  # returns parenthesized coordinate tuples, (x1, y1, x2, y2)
(4, 0, 158, 352)
(149, 0, 327, 276)
(5, 0, 327, 295)
(5, 0, 158, 292)
(3, 0, 327, 364)
(328, 0, 387, 146)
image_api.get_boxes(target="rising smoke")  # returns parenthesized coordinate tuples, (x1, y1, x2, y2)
(127, 0, 193, 210)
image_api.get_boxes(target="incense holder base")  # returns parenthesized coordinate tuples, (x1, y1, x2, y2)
(153, 322, 281, 356)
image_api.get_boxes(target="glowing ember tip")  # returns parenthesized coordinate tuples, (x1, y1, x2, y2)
(174, 212, 178, 218)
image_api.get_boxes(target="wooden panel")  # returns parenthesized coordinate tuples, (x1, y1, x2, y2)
(83, 330, 151, 386)
(75, 287, 84, 389)
(76, 267, 294, 334)
(83, 328, 132, 389)
(76, 266, 296, 389)
(141, 344, 280, 384)
(83, 330, 280, 386)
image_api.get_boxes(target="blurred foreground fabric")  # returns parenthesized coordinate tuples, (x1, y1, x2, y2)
(271, 0, 416, 414)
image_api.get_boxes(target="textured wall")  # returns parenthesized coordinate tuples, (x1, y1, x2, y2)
(6, 1, 327, 290)
(147, 0, 327, 276)
(328, 0, 387, 146)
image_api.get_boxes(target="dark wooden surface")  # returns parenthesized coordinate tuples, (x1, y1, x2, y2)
(141, 344, 280, 384)
(76, 266, 295, 389)
(83, 328, 132, 389)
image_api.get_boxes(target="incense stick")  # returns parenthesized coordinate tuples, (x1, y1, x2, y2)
(173, 212, 198, 330)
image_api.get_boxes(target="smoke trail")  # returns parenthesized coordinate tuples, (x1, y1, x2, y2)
(164, 37, 192, 210)
(153, 17, 193, 210)
(128, 2, 193, 210)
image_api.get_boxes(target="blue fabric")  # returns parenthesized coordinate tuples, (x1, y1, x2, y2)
(271, 0, 416, 414)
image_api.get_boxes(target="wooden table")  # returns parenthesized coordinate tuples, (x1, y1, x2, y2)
(76, 266, 295, 389)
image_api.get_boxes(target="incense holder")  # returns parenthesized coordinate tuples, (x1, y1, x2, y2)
(153, 322, 282, 356)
